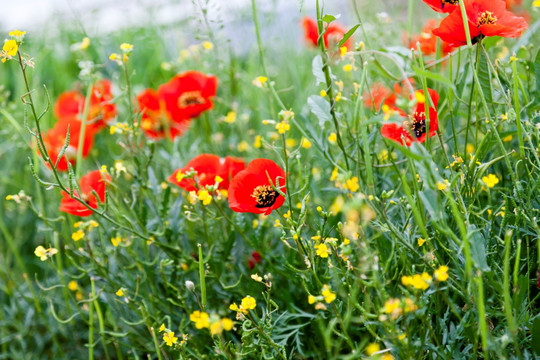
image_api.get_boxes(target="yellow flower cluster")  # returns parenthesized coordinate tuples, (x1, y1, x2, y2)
(190, 311, 210, 329)
(34, 245, 58, 261)
(158, 323, 188, 347)
(229, 295, 257, 317)
(382, 297, 418, 320)
(308, 284, 337, 310)
(401, 265, 450, 291)
(71, 220, 99, 242)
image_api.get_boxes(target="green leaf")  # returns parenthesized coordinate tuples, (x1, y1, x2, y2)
(338, 24, 360, 48)
(307, 95, 331, 127)
(322, 14, 337, 23)
(312, 55, 326, 85)
(412, 66, 457, 92)
(468, 225, 490, 272)
(477, 49, 493, 104)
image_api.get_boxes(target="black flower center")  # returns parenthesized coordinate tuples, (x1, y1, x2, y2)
(408, 111, 427, 138)
(477, 11, 497, 27)
(178, 91, 205, 107)
(441, 0, 459, 7)
(251, 185, 278, 208)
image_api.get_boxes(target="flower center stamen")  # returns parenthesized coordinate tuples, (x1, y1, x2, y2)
(441, 0, 459, 7)
(178, 91, 205, 108)
(477, 11, 497, 27)
(251, 185, 278, 208)
(407, 111, 427, 138)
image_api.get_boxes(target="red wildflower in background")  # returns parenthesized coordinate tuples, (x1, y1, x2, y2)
(381, 89, 440, 146)
(59, 170, 110, 217)
(363, 83, 395, 111)
(422, 0, 459, 13)
(137, 89, 187, 139)
(228, 159, 286, 215)
(248, 251, 262, 269)
(302, 17, 353, 50)
(408, 19, 454, 55)
(158, 71, 218, 121)
(169, 154, 245, 193)
(54, 79, 117, 132)
(41, 116, 95, 171)
(432, 0, 528, 47)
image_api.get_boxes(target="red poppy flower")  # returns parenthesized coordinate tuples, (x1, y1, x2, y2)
(432, 0, 528, 47)
(168, 154, 245, 193)
(422, 0, 459, 13)
(41, 116, 95, 171)
(59, 170, 110, 217)
(158, 71, 218, 122)
(248, 251, 262, 269)
(363, 83, 396, 111)
(54, 79, 117, 132)
(302, 17, 353, 50)
(408, 19, 455, 55)
(228, 159, 286, 215)
(137, 89, 188, 139)
(381, 89, 439, 146)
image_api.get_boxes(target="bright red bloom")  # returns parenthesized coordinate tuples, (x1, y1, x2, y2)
(302, 17, 353, 50)
(363, 83, 396, 111)
(422, 0, 459, 13)
(168, 154, 245, 193)
(432, 0, 528, 47)
(158, 71, 218, 122)
(137, 89, 187, 139)
(248, 251, 262, 270)
(408, 19, 455, 55)
(381, 89, 440, 146)
(54, 80, 117, 132)
(59, 170, 110, 217)
(228, 159, 286, 215)
(41, 116, 95, 171)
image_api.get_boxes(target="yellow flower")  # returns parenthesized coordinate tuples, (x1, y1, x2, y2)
(417, 237, 426, 247)
(81, 37, 90, 50)
(34, 245, 57, 261)
(241, 296, 257, 310)
(274, 219, 281, 227)
(339, 46, 347, 57)
(365, 343, 380, 356)
(198, 190, 212, 205)
(534, 0, 540, 7)
(111, 236, 123, 247)
(190, 311, 210, 329)
(9, 30, 26, 38)
(116, 288, 125, 297)
(342, 64, 353, 72)
(159, 323, 166, 332)
(503, 134, 512, 142)
(308, 295, 316, 304)
(321, 285, 336, 303)
(404, 274, 430, 290)
(252, 219, 259, 228)
(343, 177, 359, 193)
(176, 171, 185, 183)
(383, 298, 401, 314)
(3, 40, 18, 56)
(72, 230, 85, 241)
(335, 92, 342, 102)
(315, 243, 331, 258)
(330, 167, 338, 181)
(434, 265, 449, 282)
(275, 121, 290, 134)
(301, 137, 312, 149)
(320, 89, 327, 97)
(202, 41, 214, 50)
(120, 43, 133, 51)
(328, 133, 337, 143)
(253, 76, 268, 87)
(466, 143, 474, 154)
(482, 174, 499, 188)
(437, 180, 449, 191)
(210, 321, 223, 335)
(251, 273, 263, 282)
(237, 141, 249, 152)
(415, 91, 426, 104)
(224, 111, 236, 123)
(254, 135, 262, 148)
(163, 331, 178, 347)
(221, 318, 233, 331)
(68, 281, 78, 291)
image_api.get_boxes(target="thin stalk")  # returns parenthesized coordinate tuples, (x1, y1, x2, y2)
(198, 244, 207, 311)
(511, 59, 524, 157)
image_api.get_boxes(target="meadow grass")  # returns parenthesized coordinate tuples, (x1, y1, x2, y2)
(1, 0, 540, 359)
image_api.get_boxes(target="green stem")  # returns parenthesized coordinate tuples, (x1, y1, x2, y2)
(511, 59, 524, 157)
(198, 244, 207, 311)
